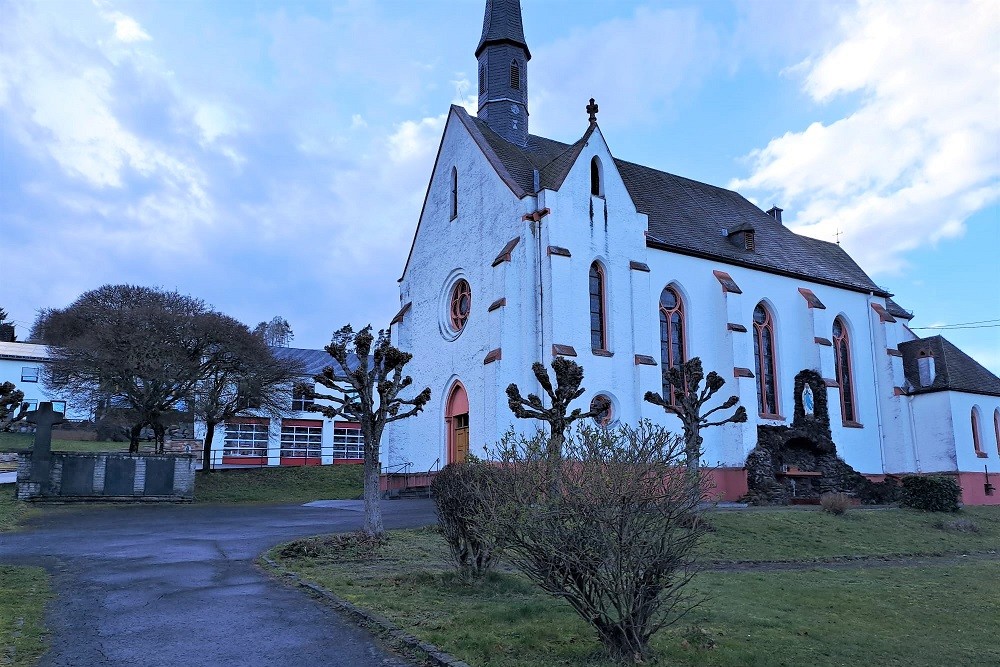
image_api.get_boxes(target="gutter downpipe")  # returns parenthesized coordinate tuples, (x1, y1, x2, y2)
(867, 291, 887, 474)
(906, 393, 922, 472)
(534, 173, 546, 381)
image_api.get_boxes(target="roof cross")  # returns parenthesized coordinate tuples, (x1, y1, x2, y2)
(834, 228, 843, 246)
(586, 98, 599, 124)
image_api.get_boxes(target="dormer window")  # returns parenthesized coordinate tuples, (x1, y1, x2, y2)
(510, 60, 520, 90)
(726, 223, 756, 251)
(590, 156, 604, 197)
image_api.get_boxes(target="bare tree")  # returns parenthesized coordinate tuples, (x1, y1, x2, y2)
(0, 381, 25, 431)
(190, 314, 304, 472)
(253, 316, 294, 347)
(505, 357, 608, 462)
(482, 423, 708, 662)
(32, 285, 227, 452)
(644, 357, 747, 473)
(304, 325, 430, 537)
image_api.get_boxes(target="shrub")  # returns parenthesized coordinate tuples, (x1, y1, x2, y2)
(431, 460, 504, 582)
(481, 422, 709, 662)
(856, 476, 901, 505)
(820, 492, 852, 515)
(900, 475, 961, 512)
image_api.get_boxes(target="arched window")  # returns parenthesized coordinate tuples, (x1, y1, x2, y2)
(591, 394, 613, 427)
(994, 409, 1000, 456)
(449, 279, 471, 332)
(972, 408, 985, 457)
(589, 262, 607, 351)
(590, 156, 603, 196)
(753, 303, 779, 416)
(833, 317, 856, 423)
(510, 60, 520, 90)
(659, 286, 685, 402)
(450, 167, 458, 220)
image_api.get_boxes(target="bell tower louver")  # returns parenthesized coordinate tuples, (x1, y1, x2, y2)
(476, 0, 530, 146)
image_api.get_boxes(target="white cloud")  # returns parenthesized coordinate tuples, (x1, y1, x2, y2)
(108, 11, 151, 43)
(730, 0, 1000, 275)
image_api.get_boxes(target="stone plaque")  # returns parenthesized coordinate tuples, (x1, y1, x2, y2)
(104, 457, 137, 496)
(61, 457, 96, 496)
(143, 458, 175, 496)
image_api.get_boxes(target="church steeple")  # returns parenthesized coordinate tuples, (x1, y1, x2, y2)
(476, 0, 530, 146)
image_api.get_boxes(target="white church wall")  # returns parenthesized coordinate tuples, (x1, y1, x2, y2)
(389, 112, 539, 472)
(908, 392, 958, 472)
(949, 391, 1000, 472)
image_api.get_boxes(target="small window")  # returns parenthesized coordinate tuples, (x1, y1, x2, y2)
(450, 167, 458, 220)
(917, 350, 935, 387)
(510, 60, 520, 90)
(450, 279, 471, 332)
(291, 386, 314, 412)
(590, 156, 603, 196)
(972, 408, 985, 457)
(591, 394, 613, 427)
(52, 401, 67, 414)
(22, 399, 38, 412)
(589, 262, 607, 351)
(478, 63, 486, 95)
(21, 367, 39, 382)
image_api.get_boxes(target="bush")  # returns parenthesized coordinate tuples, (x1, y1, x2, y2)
(900, 475, 961, 512)
(431, 460, 504, 582)
(481, 423, 709, 662)
(820, 492, 852, 515)
(856, 476, 901, 505)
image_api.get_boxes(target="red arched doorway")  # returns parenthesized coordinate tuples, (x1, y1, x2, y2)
(446, 382, 470, 463)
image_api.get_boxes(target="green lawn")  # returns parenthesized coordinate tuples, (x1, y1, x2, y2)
(0, 566, 51, 667)
(0, 492, 33, 533)
(194, 464, 363, 504)
(272, 507, 1000, 667)
(702, 506, 1000, 561)
(0, 432, 138, 454)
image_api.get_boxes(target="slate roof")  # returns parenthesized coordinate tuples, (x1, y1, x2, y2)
(270, 347, 370, 378)
(886, 297, 914, 320)
(899, 336, 1000, 397)
(476, 0, 530, 58)
(459, 106, 887, 296)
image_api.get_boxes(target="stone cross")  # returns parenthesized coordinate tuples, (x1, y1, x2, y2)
(587, 98, 599, 124)
(26, 402, 64, 484)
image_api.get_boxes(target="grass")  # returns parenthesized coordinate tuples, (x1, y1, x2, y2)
(0, 492, 34, 533)
(0, 432, 138, 454)
(0, 566, 51, 667)
(272, 507, 1000, 667)
(194, 464, 363, 504)
(701, 506, 1000, 561)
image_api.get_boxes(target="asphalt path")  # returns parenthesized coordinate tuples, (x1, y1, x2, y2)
(0, 498, 437, 667)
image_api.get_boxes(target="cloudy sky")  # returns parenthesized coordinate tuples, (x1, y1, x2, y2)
(2, 0, 997, 372)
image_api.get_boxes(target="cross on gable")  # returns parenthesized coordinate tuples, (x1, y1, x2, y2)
(586, 98, 599, 124)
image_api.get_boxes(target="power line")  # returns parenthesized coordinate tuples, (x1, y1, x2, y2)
(912, 318, 1000, 328)
(910, 324, 1000, 330)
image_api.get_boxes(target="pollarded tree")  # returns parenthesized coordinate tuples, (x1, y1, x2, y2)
(190, 314, 304, 472)
(505, 357, 608, 462)
(304, 325, 430, 537)
(0, 381, 25, 431)
(644, 357, 747, 473)
(32, 285, 227, 452)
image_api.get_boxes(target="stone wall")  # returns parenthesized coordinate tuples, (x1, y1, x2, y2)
(16, 451, 196, 502)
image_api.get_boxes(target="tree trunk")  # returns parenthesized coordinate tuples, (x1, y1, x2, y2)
(201, 421, 216, 473)
(362, 455, 384, 537)
(362, 424, 384, 537)
(153, 422, 166, 454)
(129, 423, 142, 453)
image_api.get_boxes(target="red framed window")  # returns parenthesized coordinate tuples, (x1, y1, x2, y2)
(753, 303, 779, 416)
(280, 419, 323, 464)
(589, 262, 607, 351)
(833, 317, 856, 423)
(659, 286, 685, 403)
(972, 408, 985, 457)
(450, 279, 471, 332)
(223, 418, 269, 463)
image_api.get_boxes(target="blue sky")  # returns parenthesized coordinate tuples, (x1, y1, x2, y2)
(2, 0, 997, 372)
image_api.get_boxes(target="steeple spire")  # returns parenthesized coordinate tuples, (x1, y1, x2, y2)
(476, 0, 530, 146)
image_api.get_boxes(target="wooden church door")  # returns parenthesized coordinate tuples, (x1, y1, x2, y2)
(447, 383, 470, 463)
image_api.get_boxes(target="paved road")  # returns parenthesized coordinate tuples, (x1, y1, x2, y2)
(0, 499, 437, 667)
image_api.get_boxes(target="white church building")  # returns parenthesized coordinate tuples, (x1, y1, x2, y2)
(386, 0, 1000, 504)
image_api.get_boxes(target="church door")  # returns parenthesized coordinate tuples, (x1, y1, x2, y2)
(447, 383, 470, 463)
